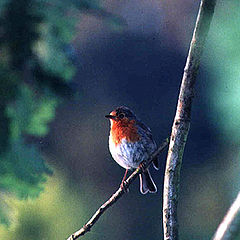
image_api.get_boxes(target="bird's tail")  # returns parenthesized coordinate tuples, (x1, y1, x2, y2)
(139, 169, 157, 194)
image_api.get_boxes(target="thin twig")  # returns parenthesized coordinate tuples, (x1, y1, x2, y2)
(163, 0, 217, 239)
(67, 138, 169, 240)
(212, 192, 240, 240)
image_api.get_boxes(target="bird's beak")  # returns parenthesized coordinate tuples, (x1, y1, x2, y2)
(105, 114, 116, 120)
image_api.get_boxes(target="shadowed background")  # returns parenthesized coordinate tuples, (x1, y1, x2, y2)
(0, 0, 240, 239)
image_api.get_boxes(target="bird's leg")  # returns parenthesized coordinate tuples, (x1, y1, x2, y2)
(120, 169, 129, 192)
(139, 160, 147, 173)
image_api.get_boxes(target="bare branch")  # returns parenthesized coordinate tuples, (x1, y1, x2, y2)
(212, 192, 240, 240)
(163, 0, 217, 239)
(67, 138, 169, 240)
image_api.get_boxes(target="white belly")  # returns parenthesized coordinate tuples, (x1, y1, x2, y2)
(109, 135, 150, 169)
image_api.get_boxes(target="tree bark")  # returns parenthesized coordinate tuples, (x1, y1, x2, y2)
(163, 0, 217, 239)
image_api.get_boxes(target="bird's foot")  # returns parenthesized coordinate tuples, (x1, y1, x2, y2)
(120, 181, 129, 193)
(139, 161, 147, 172)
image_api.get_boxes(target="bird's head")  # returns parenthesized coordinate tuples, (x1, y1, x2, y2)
(105, 106, 136, 127)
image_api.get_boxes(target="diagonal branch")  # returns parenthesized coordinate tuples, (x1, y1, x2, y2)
(163, 0, 217, 239)
(67, 138, 169, 240)
(212, 191, 240, 240)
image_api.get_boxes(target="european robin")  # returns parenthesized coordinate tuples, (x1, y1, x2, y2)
(105, 106, 158, 194)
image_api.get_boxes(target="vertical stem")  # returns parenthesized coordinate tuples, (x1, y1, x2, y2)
(162, 0, 217, 239)
(212, 192, 240, 240)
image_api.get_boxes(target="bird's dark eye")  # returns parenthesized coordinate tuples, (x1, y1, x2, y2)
(119, 113, 125, 119)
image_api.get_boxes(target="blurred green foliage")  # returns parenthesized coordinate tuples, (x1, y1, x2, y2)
(0, 170, 131, 240)
(0, 0, 114, 226)
(0, 0, 125, 227)
(0, 172, 87, 239)
(0, 0, 72, 224)
(205, 1, 240, 143)
(35, 0, 77, 80)
(7, 85, 58, 137)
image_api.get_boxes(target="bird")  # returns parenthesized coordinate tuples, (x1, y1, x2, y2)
(105, 106, 159, 194)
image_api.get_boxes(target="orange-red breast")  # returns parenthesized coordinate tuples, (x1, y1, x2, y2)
(105, 106, 159, 194)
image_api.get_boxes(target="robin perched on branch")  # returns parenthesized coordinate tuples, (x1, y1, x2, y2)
(105, 106, 158, 194)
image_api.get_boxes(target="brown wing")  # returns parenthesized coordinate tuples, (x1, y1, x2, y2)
(136, 120, 159, 170)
